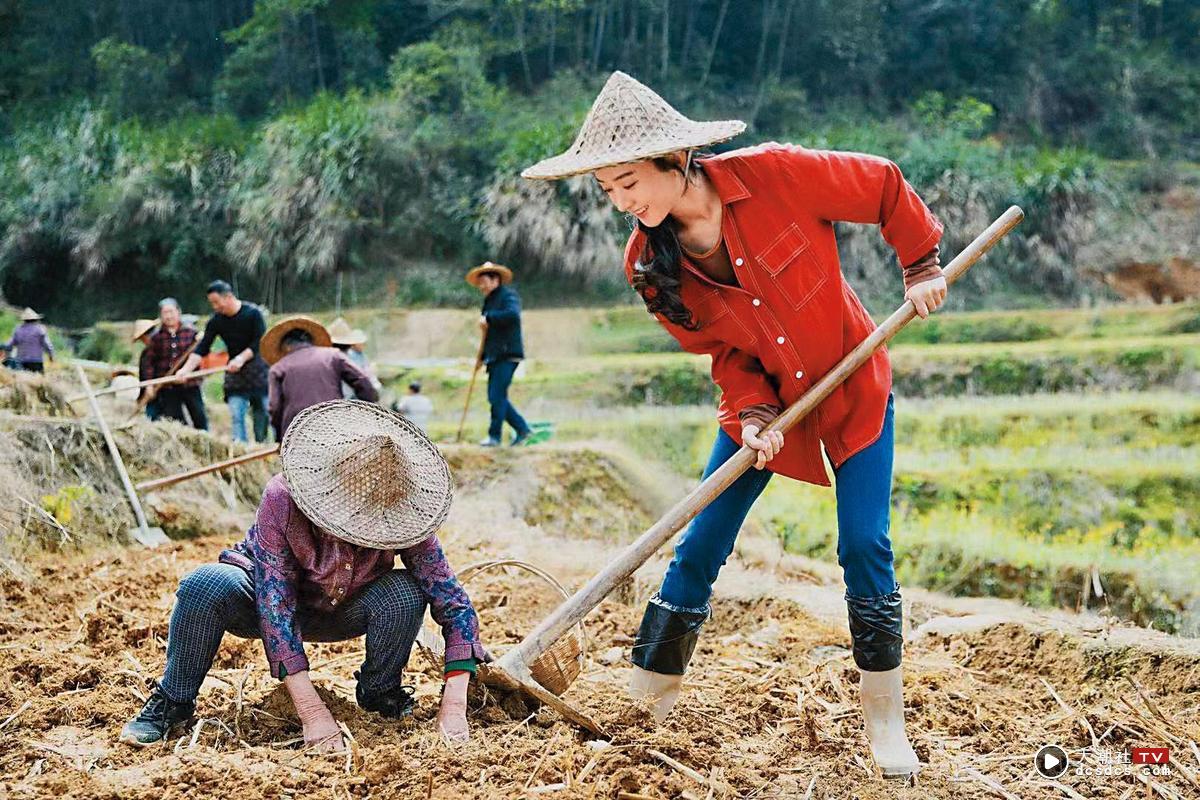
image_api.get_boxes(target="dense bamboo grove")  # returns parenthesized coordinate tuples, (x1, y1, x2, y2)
(1, 1, 1196, 321)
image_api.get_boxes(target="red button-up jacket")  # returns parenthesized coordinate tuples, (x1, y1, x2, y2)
(623, 143, 943, 486)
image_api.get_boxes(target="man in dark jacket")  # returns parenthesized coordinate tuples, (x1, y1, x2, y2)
(466, 262, 531, 447)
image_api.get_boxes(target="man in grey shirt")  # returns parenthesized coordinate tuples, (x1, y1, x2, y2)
(393, 381, 434, 432)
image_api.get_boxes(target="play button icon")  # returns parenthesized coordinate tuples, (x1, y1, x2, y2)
(1035, 745, 1070, 778)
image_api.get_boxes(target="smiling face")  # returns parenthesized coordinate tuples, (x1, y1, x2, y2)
(594, 154, 687, 227)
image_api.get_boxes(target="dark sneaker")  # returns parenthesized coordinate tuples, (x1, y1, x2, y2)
(119, 686, 195, 746)
(356, 679, 416, 719)
(510, 430, 532, 447)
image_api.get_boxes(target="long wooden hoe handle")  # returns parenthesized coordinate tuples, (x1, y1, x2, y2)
(74, 364, 155, 539)
(66, 365, 230, 402)
(492, 206, 1025, 696)
(135, 445, 281, 493)
(454, 332, 486, 443)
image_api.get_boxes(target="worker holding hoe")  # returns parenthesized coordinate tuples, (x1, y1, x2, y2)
(120, 400, 489, 750)
(467, 262, 533, 447)
(523, 72, 947, 778)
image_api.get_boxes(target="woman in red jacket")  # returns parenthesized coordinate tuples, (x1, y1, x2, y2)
(523, 73, 947, 778)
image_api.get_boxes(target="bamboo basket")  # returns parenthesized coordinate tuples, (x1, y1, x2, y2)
(416, 559, 586, 696)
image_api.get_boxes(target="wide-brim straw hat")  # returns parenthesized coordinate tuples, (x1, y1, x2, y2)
(131, 319, 157, 341)
(20, 308, 44, 322)
(281, 400, 453, 550)
(327, 317, 367, 347)
(260, 316, 332, 365)
(465, 261, 513, 287)
(521, 71, 745, 181)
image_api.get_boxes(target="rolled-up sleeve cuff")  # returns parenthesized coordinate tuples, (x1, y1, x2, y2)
(270, 652, 310, 679)
(444, 641, 491, 664)
(894, 224, 944, 270)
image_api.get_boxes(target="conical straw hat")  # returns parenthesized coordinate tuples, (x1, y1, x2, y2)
(130, 319, 157, 341)
(327, 317, 366, 346)
(281, 400, 453, 550)
(20, 308, 43, 322)
(522, 71, 745, 180)
(260, 315, 332, 365)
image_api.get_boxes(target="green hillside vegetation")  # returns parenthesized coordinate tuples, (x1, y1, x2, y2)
(2, 2, 1197, 322)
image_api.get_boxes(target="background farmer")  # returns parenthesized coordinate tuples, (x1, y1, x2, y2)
(3, 308, 54, 372)
(393, 380, 434, 432)
(523, 72, 947, 779)
(177, 280, 270, 443)
(328, 318, 382, 399)
(466, 262, 532, 447)
(119, 400, 488, 750)
(139, 298, 208, 430)
(261, 316, 378, 440)
(132, 318, 160, 420)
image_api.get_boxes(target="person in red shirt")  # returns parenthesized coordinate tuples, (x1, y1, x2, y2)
(523, 72, 947, 778)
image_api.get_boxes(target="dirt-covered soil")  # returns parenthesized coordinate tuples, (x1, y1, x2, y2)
(2, 444, 1199, 799)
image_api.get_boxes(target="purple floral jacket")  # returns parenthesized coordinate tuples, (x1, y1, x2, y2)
(220, 474, 488, 678)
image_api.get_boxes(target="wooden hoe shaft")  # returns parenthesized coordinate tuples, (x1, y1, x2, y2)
(454, 333, 486, 443)
(73, 364, 154, 537)
(135, 445, 280, 493)
(66, 365, 229, 402)
(490, 206, 1025, 721)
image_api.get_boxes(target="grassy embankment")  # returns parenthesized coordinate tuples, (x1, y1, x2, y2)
(405, 301, 1200, 633)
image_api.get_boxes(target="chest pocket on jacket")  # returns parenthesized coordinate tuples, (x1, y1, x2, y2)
(756, 224, 826, 310)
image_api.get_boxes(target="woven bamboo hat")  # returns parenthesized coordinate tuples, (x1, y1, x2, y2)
(130, 319, 157, 341)
(327, 317, 367, 346)
(522, 71, 745, 180)
(20, 308, 44, 322)
(281, 400, 453, 550)
(260, 316, 332, 365)
(465, 261, 513, 287)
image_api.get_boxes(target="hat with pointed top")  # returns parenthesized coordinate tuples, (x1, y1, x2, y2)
(281, 400, 453, 550)
(521, 71, 745, 181)
(327, 317, 367, 347)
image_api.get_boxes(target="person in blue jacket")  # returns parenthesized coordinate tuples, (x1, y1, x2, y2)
(466, 262, 532, 447)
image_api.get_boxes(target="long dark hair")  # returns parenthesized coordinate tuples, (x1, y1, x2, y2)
(629, 153, 705, 331)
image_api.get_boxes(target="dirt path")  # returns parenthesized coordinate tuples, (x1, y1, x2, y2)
(2, 446, 1199, 799)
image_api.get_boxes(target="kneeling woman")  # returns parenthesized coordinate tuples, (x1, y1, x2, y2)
(120, 400, 488, 750)
(523, 73, 947, 777)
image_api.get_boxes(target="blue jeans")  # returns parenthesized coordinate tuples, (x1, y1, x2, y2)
(660, 395, 898, 610)
(159, 564, 427, 703)
(227, 392, 269, 443)
(486, 360, 530, 441)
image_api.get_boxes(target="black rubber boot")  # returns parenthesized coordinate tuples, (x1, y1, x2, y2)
(847, 589, 918, 777)
(630, 597, 709, 675)
(356, 673, 416, 719)
(119, 685, 196, 746)
(628, 598, 709, 722)
(845, 588, 904, 672)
